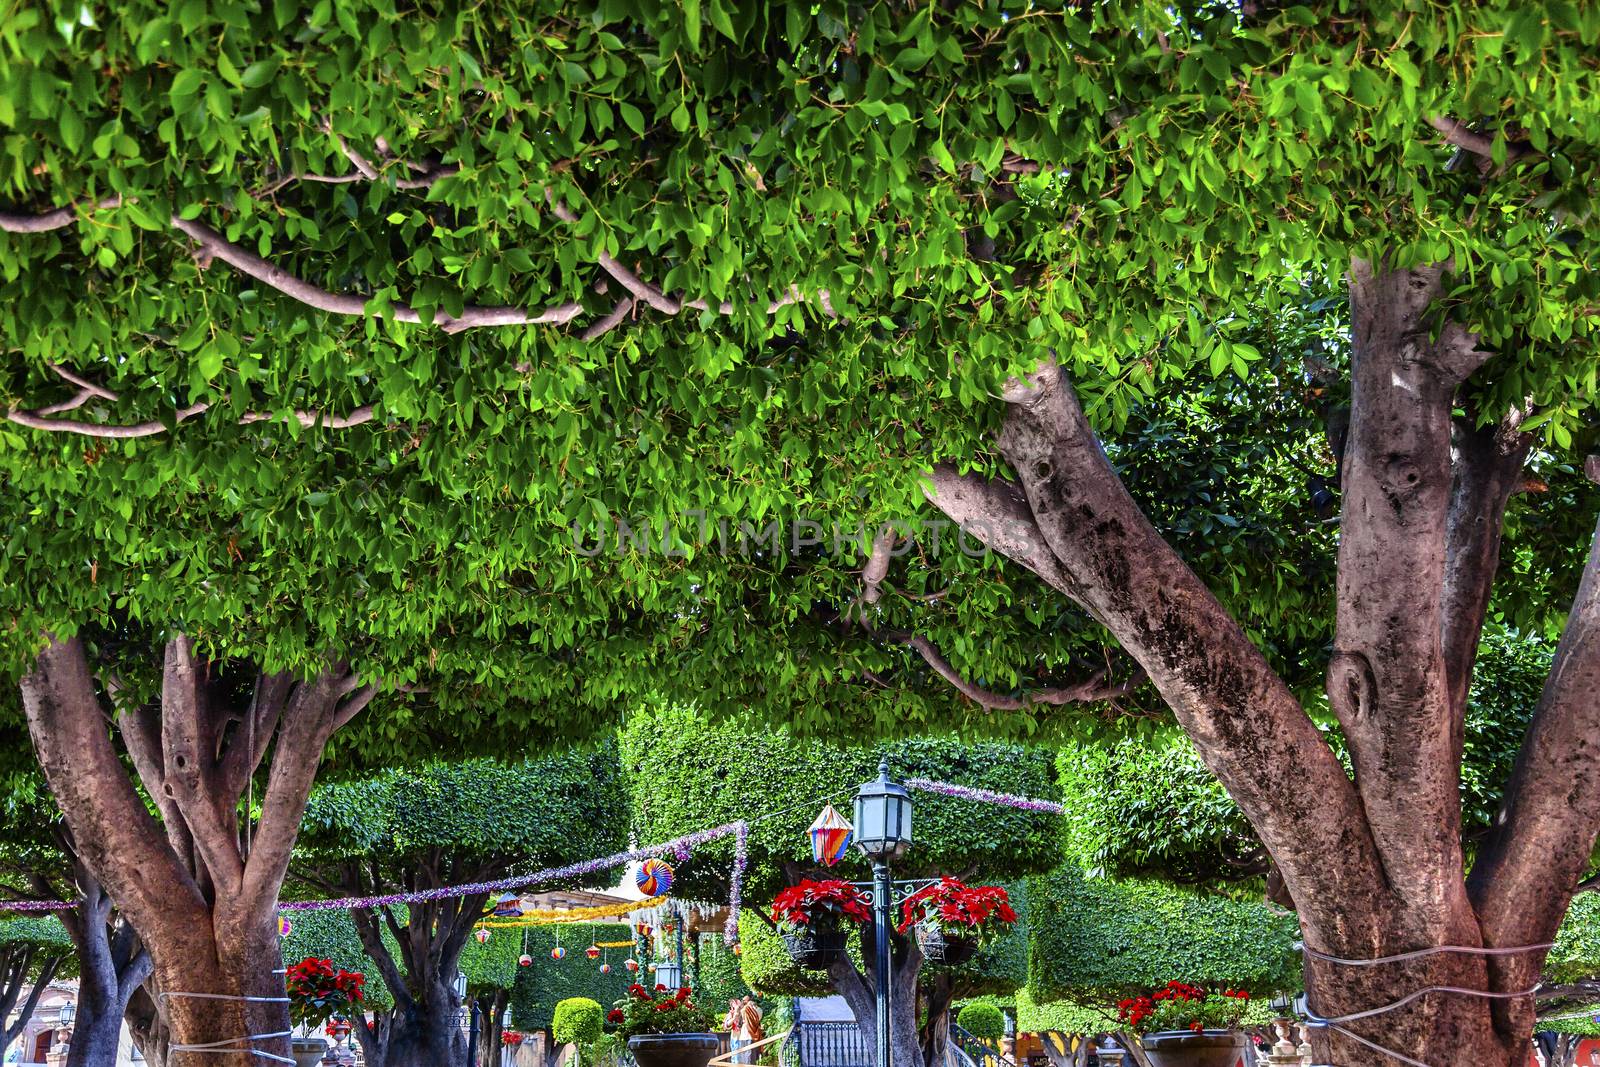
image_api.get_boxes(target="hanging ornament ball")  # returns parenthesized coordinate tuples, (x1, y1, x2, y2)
(586, 945, 601, 960)
(278, 915, 293, 938)
(551, 946, 567, 961)
(648, 963, 658, 973)
(636, 859, 674, 896)
(636, 923, 653, 939)
(474, 929, 491, 945)
(518, 955, 533, 968)
(600, 963, 612, 974)
(732, 943, 743, 956)
(625, 959, 641, 973)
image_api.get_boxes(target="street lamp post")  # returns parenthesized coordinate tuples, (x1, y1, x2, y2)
(853, 761, 913, 1067)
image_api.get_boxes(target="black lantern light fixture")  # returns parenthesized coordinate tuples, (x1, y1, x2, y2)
(853, 761, 913, 864)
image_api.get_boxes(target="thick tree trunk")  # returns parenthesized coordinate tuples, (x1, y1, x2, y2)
(19, 635, 375, 1067)
(921, 262, 1600, 1066)
(55, 857, 153, 1067)
(827, 922, 924, 1067)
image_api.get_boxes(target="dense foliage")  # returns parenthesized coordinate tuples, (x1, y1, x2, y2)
(296, 747, 626, 869)
(621, 705, 1062, 900)
(1026, 867, 1300, 1004)
(5, 0, 1595, 764)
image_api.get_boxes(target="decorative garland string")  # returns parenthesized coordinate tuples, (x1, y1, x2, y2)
(906, 778, 1065, 814)
(475, 895, 668, 928)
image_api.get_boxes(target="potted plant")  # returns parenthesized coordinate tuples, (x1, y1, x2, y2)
(770, 879, 872, 969)
(284, 957, 365, 1067)
(898, 878, 1017, 966)
(1117, 982, 1252, 1067)
(610, 984, 718, 1067)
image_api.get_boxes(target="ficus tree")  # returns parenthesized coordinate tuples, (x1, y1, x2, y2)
(4, 1, 1600, 1064)
(291, 751, 628, 1067)
(621, 705, 1057, 1067)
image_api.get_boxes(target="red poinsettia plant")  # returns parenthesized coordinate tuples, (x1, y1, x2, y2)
(1117, 981, 1252, 1034)
(770, 879, 872, 932)
(897, 878, 1017, 941)
(285, 957, 365, 1028)
(611, 984, 715, 1039)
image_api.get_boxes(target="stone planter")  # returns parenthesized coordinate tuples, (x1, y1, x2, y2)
(1138, 1030, 1247, 1067)
(627, 1033, 721, 1067)
(782, 927, 849, 970)
(915, 925, 978, 966)
(291, 1036, 329, 1067)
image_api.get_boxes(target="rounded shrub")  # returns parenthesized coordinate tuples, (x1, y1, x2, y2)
(956, 1003, 1006, 1041)
(553, 997, 606, 1046)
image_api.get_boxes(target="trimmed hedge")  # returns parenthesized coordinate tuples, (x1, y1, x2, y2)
(510, 923, 635, 1031)
(621, 706, 1063, 902)
(956, 1003, 1005, 1040)
(1026, 866, 1299, 1004)
(553, 998, 606, 1045)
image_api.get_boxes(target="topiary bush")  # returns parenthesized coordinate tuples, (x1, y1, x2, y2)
(553, 997, 606, 1046)
(956, 1002, 1006, 1041)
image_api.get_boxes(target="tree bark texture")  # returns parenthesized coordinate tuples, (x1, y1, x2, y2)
(56, 853, 153, 1067)
(922, 260, 1600, 1066)
(19, 635, 375, 1067)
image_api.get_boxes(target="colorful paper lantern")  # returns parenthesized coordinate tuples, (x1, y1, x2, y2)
(551, 946, 567, 961)
(518, 955, 532, 967)
(809, 804, 854, 867)
(277, 915, 293, 938)
(600, 963, 612, 974)
(732, 943, 743, 956)
(475, 929, 491, 944)
(493, 894, 524, 918)
(625, 959, 640, 973)
(636, 923, 653, 939)
(636, 859, 674, 896)
(586, 945, 601, 960)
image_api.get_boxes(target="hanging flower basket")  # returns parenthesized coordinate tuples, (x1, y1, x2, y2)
(1137, 1030, 1248, 1067)
(914, 923, 978, 966)
(782, 927, 849, 970)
